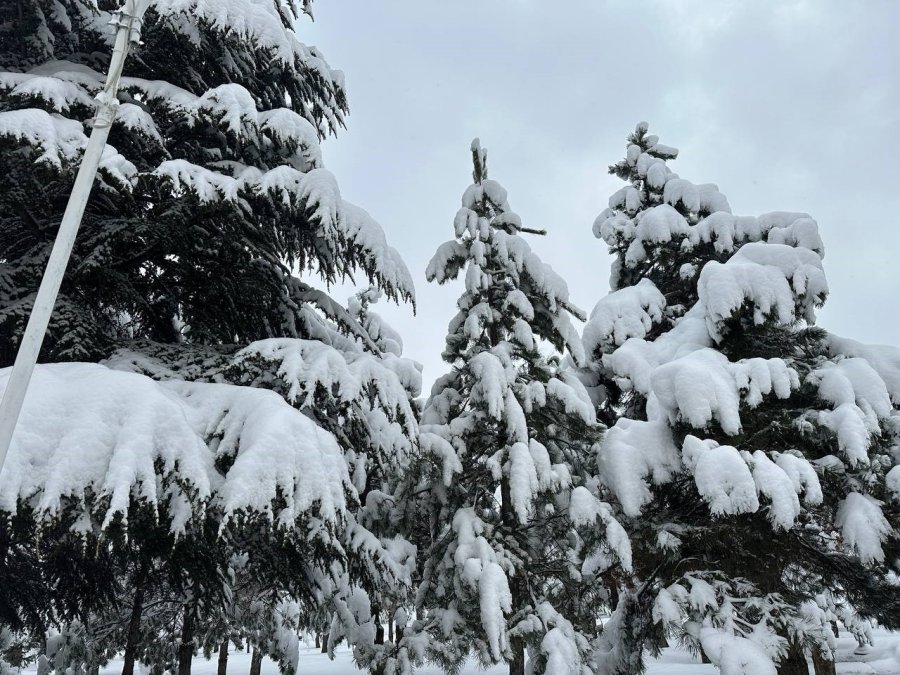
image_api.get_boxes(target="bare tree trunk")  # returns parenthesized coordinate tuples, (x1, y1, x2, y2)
(374, 606, 385, 645)
(370, 606, 386, 675)
(320, 634, 328, 654)
(508, 638, 526, 675)
(777, 639, 810, 675)
(177, 605, 195, 675)
(811, 647, 836, 675)
(121, 560, 149, 675)
(249, 648, 263, 675)
(217, 639, 229, 675)
(387, 604, 395, 644)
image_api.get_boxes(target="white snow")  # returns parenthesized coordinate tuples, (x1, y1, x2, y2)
(698, 242, 828, 338)
(650, 348, 798, 434)
(699, 626, 777, 675)
(835, 493, 893, 563)
(0, 363, 350, 532)
(15, 628, 900, 675)
(828, 335, 900, 406)
(598, 417, 681, 517)
(682, 436, 759, 517)
(809, 357, 893, 466)
(583, 278, 667, 356)
(746, 450, 802, 529)
(451, 509, 512, 662)
(0, 109, 136, 183)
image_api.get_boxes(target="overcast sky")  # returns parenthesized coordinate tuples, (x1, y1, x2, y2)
(304, 0, 900, 388)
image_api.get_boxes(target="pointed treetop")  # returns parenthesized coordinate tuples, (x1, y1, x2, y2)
(471, 137, 488, 184)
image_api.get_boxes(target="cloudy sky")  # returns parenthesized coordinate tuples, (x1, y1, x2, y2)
(304, 0, 900, 387)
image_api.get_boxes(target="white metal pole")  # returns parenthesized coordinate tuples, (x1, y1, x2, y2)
(0, 0, 149, 477)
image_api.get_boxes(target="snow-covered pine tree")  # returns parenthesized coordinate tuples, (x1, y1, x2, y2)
(586, 124, 900, 674)
(598, 122, 731, 323)
(580, 123, 733, 425)
(401, 140, 631, 675)
(0, 0, 419, 671)
(0, 0, 413, 363)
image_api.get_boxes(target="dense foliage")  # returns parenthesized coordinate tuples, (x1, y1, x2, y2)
(0, 1, 419, 673)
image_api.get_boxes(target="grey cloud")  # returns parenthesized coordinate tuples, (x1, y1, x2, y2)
(306, 0, 900, 384)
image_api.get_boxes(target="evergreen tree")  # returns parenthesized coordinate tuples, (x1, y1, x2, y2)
(585, 124, 900, 674)
(0, 0, 413, 363)
(0, 0, 419, 671)
(401, 141, 631, 675)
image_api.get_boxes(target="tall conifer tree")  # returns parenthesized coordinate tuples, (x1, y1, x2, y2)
(0, 1, 420, 671)
(403, 141, 630, 675)
(585, 124, 900, 674)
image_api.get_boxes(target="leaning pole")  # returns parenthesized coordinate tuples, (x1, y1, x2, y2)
(0, 0, 151, 476)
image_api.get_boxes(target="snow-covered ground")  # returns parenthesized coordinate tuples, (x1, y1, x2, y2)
(40, 629, 897, 675)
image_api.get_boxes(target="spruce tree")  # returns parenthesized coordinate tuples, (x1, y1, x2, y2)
(401, 141, 631, 675)
(585, 124, 900, 674)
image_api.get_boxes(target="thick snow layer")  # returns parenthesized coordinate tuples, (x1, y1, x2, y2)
(0, 71, 95, 111)
(746, 450, 802, 529)
(0, 363, 210, 530)
(828, 335, 900, 406)
(568, 487, 633, 571)
(452, 509, 512, 662)
(682, 436, 759, 516)
(809, 357, 893, 466)
(598, 417, 681, 517)
(698, 242, 828, 338)
(650, 349, 798, 434)
(835, 492, 893, 563)
(583, 278, 666, 356)
(699, 627, 777, 675)
(602, 305, 713, 395)
(0, 363, 349, 531)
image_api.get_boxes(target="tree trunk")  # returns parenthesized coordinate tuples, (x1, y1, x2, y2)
(121, 560, 150, 675)
(374, 606, 385, 645)
(217, 639, 229, 675)
(777, 639, 810, 675)
(249, 649, 263, 675)
(811, 647, 836, 675)
(387, 604, 394, 644)
(320, 634, 328, 654)
(508, 639, 526, 675)
(314, 633, 320, 649)
(177, 605, 195, 675)
(369, 606, 386, 675)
